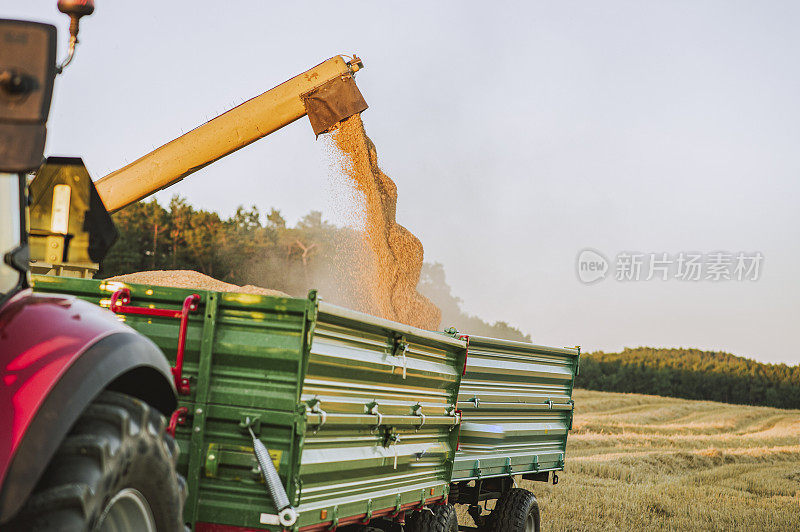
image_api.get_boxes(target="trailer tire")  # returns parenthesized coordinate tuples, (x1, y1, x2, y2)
(406, 504, 458, 532)
(488, 488, 540, 532)
(2, 391, 186, 532)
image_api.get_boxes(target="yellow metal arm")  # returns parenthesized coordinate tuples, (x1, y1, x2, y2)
(95, 55, 365, 213)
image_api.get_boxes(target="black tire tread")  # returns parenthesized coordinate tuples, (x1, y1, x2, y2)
(489, 488, 540, 532)
(406, 504, 458, 532)
(3, 391, 185, 531)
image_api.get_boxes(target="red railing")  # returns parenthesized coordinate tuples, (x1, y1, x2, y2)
(110, 287, 200, 395)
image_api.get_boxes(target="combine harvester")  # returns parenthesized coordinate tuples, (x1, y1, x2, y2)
(0, 2, 579, 531)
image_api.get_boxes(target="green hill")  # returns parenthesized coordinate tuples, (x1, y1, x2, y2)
(577, 347, 800, 409)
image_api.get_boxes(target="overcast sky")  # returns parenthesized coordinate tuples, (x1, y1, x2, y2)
(10, 1, 800, 364)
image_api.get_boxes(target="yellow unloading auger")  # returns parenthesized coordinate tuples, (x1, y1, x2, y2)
(95, 55, 367, 213)
(26, 55, 366, 276)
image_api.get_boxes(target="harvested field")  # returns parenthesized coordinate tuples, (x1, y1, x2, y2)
(108, 270, 290, 297)
(458, 389, 800, 531)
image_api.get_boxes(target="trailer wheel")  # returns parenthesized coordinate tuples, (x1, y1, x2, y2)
(488, 488, 540, 532)
(406, 504, 458, 532)
(3, 391, 186, 532)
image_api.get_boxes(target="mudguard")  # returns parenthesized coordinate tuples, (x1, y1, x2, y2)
(0, 289, 176, 523)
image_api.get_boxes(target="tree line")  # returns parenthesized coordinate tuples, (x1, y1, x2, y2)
(577, 347, 800, 409)
(101, 196, 530, 342)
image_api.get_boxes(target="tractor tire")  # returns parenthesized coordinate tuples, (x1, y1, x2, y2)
(488, 488, 540, 532)
(406, 504, 458, 532)
(3, 391, 186, 532)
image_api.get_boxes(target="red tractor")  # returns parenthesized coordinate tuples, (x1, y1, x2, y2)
(0, 2, 185, 530)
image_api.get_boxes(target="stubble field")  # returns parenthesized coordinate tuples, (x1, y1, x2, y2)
(460, 389, 800, 530)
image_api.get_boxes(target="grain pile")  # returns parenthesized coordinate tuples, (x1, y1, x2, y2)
(108, 270, 290, 297)
(328, 114, 441, 330)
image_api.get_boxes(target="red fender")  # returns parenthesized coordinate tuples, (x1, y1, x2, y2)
(0, 288, 177, 522)
(0, 289, 131, 489)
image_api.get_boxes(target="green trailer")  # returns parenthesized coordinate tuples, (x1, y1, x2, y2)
(453, 336, 578, 480)
(32, 274, 578, 532)
(448, 334, 579, 529)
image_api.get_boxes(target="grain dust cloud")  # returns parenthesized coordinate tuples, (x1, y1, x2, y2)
(326, 114, 441, 330)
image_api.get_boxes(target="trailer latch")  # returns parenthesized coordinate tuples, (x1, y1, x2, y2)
(383, 429, 401, 469)
(366, 401, 383, 431)
(305, 397, 327, 434)
(446, 406, 462, 431)
(412, 403, 426, 430)
(392, 336, 409, 379)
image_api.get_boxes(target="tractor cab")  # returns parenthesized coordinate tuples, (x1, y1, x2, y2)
(0, 158, 117, 307)
(1, 1, 114, 301)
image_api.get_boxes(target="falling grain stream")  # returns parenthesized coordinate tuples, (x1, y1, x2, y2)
(329, 114, 441, 330)
(108, 114, 441, 331)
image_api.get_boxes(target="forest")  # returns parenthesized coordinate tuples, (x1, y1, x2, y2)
(577, 347, 800, 409)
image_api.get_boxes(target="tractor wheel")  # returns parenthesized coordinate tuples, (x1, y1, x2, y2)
(488, 488, 540, 532)
(406, 504, 458, 532)
(3, 391, 186, 531)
